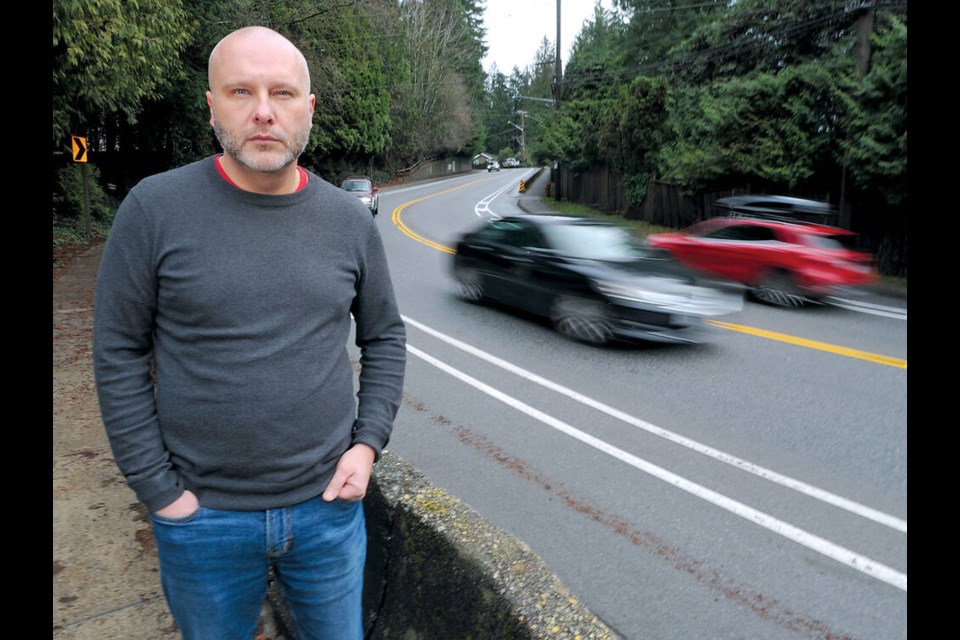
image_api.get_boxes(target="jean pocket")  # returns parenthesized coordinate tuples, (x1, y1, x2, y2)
(150, 506, 204, 525)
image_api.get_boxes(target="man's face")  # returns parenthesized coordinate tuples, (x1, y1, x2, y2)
(206, 30, 316, 174)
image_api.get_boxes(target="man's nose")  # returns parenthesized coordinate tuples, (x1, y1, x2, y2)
(252, 97, 275, 124)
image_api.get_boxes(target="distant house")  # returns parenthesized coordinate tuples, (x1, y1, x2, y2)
(472, 152, 496, 169)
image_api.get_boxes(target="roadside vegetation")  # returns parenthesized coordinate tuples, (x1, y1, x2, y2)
(53, 1, 906, 276)
(538, 197, 674, 238)
(52, 163, 117, 269)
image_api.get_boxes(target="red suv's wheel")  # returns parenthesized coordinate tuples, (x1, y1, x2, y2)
(750, 270, 806, 307)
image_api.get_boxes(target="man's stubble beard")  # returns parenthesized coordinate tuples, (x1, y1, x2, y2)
(212, 114, 311, 173)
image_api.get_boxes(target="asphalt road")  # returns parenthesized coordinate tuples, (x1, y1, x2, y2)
(363, 169, 907, 640)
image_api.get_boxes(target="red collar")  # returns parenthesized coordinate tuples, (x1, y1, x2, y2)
(215, 155, 308, 192)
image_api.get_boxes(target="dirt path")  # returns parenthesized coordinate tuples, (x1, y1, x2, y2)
(53, 239, 180, 638)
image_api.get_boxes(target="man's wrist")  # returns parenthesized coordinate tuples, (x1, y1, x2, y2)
(350, 442, 378, 463)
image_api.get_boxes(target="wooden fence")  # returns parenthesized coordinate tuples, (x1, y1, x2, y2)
(551, 166, 907, 277)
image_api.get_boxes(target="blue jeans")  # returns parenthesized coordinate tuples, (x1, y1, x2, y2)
(149, 495, 366, 640)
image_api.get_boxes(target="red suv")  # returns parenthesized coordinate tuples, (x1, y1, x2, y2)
(646, 216, 878, 307)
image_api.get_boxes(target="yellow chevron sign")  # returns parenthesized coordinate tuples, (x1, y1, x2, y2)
(72, 136, 88, 163)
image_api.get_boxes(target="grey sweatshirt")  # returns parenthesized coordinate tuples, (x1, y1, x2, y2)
(92, 156, 406, 512)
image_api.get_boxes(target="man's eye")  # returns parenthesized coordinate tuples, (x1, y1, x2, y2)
(232, 88, 250, 95)
(274, 90, 293, 97)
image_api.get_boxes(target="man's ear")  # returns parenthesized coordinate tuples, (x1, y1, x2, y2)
(206, 91, 215, 127)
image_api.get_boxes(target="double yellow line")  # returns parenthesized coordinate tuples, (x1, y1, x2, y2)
(391, 179, 485, 255)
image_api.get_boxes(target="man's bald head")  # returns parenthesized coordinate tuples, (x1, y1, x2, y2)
(204, 25, 316, 191)
(208, 26, 311, 92)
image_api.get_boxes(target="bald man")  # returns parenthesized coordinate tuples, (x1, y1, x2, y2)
(93, 26, 406, 639)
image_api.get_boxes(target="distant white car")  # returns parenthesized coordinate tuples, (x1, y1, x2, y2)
(502, 158, 520, 168)
(487, 161, 500, 172)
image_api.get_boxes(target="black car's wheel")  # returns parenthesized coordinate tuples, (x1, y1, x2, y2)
(551, 296, 614, 345)
(455, 268, 485, 303)
(750, 270, 806, 307)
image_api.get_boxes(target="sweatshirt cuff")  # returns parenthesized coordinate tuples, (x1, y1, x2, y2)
(132, 473, 186, 513)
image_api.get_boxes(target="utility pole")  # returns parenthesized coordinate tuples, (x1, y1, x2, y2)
(554, 0, 562, 108)
(508, 113, 526, 164)
(553, 0, 562, 201)
(853, 3, 875, 75)
(839, 2, 875, 230)
(517, 110, 526, 163)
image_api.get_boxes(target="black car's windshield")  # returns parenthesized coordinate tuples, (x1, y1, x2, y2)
(341, 180, 370, 192)
(541, 223, 647, 261)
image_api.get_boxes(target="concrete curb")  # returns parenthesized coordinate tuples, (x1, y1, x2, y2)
(267, 451, 619, 640)
(367, 452, 617, 639)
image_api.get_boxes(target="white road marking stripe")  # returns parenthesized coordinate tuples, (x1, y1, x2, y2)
(828, 297, 907, 320)
(473, 170, 537, 218)
(402, 314, 907, 534)
(406, 341, 907, 592)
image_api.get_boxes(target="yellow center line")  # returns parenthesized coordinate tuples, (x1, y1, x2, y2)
(708, 320, 907, 369)
(391, 178, 486, 255)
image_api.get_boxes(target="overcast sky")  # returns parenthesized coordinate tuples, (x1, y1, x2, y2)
(481, 0, 617, 75)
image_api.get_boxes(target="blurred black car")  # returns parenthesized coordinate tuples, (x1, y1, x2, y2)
(451, 215, 744, 345)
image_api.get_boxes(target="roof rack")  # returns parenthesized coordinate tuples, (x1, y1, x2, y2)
(714, 195, 838, 225)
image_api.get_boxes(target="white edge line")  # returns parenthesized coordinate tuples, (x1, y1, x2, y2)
(383, 173, 485, 197)
(474, 179, 521, 218)
(402, 314, 907, 535)
(406, 342, 907, 592)
(829, 297, 906, 313)
(828, 298, 907, 320)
